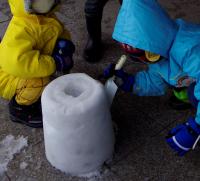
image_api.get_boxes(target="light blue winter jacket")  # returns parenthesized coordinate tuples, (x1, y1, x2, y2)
(112, 0, 200, 124)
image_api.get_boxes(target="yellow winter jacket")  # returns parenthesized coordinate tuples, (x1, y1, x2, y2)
(0, 0, 70, 100)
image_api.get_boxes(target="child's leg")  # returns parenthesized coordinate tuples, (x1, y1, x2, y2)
(15, 77, 50, 105)
(84, 0, 109, 62)
(84, 0, 122, 62)
(9, 77, 50, 128)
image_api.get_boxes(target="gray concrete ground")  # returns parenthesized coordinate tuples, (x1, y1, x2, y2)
(1, 0, 200, 180)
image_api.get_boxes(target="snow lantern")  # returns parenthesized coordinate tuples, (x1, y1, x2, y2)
(41, 73, 115, 175)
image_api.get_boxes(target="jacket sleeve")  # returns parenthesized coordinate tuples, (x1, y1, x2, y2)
(0, 20, 56, 79)
(132, 59, 170, 96)
(193, 80, 200, 125)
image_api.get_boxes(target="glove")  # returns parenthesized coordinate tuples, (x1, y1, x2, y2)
(53, 39, 75, 57)
(103, 63, 116, 79)
(53, 54, 74, 72)
(166, 117, 200, 156)
(53, 39, 75, 72)
(103, 64, 135, 92)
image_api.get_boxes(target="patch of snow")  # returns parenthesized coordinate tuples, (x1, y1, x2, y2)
(0, 135, 28, 175)
(20, 162, 28, 170)
(78, 170, 101, 178)
(79, 167, 111, 180)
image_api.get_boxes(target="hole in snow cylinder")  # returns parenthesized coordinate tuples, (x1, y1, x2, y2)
(41, 73, 115, 175)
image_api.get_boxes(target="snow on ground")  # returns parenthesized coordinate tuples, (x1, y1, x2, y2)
(20, 161, 28, 170)
(0, 135, 28, 175)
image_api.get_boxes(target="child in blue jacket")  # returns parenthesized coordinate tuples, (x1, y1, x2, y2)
(104, 0, 200, 156)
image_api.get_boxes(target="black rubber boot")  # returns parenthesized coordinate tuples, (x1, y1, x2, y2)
(84, 15, 103, 63)
(83, 0, 122, 62)
(84, 0, 109, 63)
(8, 97, 43, 128)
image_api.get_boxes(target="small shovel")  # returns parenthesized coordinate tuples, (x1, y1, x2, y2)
(105, 55, 127, 106)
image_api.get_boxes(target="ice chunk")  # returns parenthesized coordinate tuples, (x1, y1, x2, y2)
(0, 135, 28, 175)
(20, 162, 28, 170)
(42, 73, 115, 176)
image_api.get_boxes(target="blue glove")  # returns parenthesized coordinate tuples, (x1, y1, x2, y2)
(103, 64, 115, 79)
(166, 117, 200, 156)
(53, 55, 74, 72)
(53, 39, 75, 57)
(53, 39, 75, 72)
(103, 64, 135, 92)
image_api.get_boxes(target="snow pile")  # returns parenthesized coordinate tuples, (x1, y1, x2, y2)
(42, 73, 115, 176)
(0, 135, 28, 175)
(20, 162, 28, 170)
(78, 169, 103, 178)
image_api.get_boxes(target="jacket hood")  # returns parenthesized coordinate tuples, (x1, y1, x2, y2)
(112, 0, 178, 58)
(8, 0, 59, 17)
(8, 0, 28, 17)
(170, 19, 200, 79)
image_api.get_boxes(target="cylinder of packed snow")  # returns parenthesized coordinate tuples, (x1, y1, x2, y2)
(42, 73, 115, 175)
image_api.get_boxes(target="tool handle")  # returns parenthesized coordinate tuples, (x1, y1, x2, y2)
(115, 55, 127, 70)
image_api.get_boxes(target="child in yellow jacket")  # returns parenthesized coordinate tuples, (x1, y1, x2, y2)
(0, 0, 75, 128)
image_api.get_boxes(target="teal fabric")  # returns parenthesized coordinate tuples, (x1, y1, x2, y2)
(113, 0, 178, 58)
(170, 19, 200, 124)
(112, 0, 200, 124)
